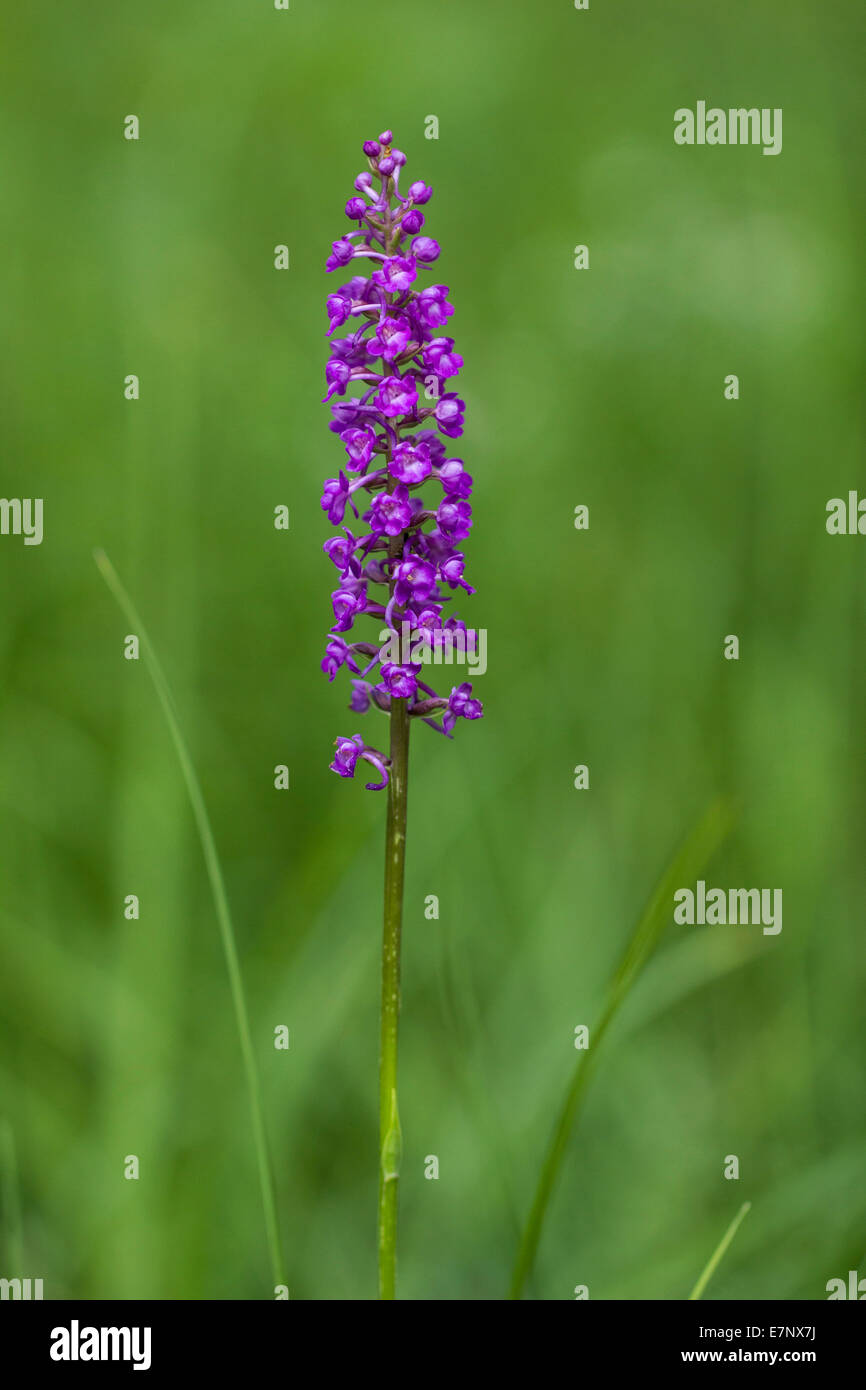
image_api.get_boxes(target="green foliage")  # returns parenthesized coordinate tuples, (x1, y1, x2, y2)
(1, 0, 864, 1299)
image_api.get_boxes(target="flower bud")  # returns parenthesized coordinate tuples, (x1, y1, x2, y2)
(412, 236, 440, 263)
(402, 209, 424, 234)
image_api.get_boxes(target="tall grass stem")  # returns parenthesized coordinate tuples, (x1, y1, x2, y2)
(509, 798, 734, 1299)
(689, 1201, 751, 1300)
(94, 549, 286, 1292)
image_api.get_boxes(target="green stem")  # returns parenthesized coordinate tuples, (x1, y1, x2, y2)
(93, 549, 286, 1293)
(378, 696, 409, 1299)
(688, 1201, 751, 1300)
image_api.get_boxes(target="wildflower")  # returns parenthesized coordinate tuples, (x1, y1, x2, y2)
(321, 133, 483, 788)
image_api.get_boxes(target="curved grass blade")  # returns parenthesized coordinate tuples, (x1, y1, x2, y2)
(509, 797, 735, 1300)
(94, 549, 285, 1291)
(689, 1201, 751, 1300)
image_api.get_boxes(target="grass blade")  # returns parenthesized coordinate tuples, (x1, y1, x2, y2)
(689, 1201, 752, 1300)
(508, 797, 735, 1300)
(94, 548, 285, 1292)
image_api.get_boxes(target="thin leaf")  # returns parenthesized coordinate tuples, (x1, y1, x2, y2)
(508, 797, 735, 1299)
(94, 549, 286, 1291)
(689, 1201, 752, 1300)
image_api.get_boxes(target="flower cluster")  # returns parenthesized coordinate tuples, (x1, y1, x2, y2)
(322, 131, 483, 789)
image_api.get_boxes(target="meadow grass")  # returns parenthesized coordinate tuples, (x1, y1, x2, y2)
(94, 550, 285, 1292)
(510, 800, 735, 1298)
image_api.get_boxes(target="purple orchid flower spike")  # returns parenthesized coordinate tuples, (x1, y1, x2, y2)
(322, 133, 483, 789)
(319, 132, 484, 1303)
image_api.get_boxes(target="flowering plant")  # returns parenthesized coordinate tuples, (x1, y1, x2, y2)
(319, 131, 482, 1299)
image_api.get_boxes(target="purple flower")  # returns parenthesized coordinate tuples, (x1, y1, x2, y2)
(323, 530, 358, 571)
(435, 394, 465, 438)
(323, 358, 351, 402)
(369, 315, 412, 362)
(322, 638, 354, 681)
(380, 663, 419, 699)
(390, 440, 432, 485)
(413, 429, 446, 466)
(331, 581, 368, 632)
(330, 734, 390, 790)
(376, 375, 417, 419)
(321, 472, 354, 525)
(442, 682, 483, 734)
(328, 399, 369, 431)
(327, 294, 352, 333)
(424, 338, 463, 381)
(437, 497, 472, 540)
(439, 552, 468, 587)
(415, 285, 454, 330)
(392, 556, 437, 606)
(372, 256, 417, 293)
(438, 458, 472, 497)
(350, 680, 373, 713)
(368, 485, 412, 538)
(322, 133, 483, 787)
(326, 239, 355, 272)
(341, 426, 377, 470)
(330, 733, 364, 777)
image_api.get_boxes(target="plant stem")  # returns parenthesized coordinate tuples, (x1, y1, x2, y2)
(689, 1201, 751, 1300)
(378, 695, 409, 1299)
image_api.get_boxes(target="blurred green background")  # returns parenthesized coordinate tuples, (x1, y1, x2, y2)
(1, 0, 864, 1300)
